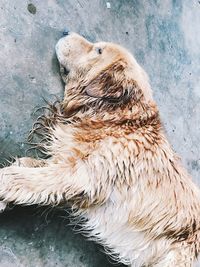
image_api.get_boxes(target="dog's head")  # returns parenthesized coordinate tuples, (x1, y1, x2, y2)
(55, 32, 153, 117)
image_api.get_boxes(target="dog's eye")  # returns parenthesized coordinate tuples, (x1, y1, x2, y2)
(96, 47, 103, 55)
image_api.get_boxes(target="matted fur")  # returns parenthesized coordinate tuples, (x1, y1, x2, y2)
(0, 33, 200, 266)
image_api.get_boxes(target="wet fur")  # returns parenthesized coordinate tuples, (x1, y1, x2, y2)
(0, 33, 200, 266)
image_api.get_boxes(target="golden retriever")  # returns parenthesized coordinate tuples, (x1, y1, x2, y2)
(0, 32, 200, 267)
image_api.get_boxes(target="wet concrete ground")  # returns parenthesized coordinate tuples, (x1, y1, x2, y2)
(0, 0, 200, 266)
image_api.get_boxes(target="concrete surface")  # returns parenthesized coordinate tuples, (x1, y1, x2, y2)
(0, 0, 200, 266)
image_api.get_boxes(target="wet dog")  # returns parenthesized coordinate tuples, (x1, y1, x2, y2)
(0, 32, 200, 266)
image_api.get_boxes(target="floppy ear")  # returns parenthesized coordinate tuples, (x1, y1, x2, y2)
(84, 61, 142, 105)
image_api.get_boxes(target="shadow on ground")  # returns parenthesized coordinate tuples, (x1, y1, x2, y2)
(0, 207, 120, 267)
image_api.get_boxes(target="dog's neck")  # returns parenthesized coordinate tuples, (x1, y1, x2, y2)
(69, 99, 161, 134)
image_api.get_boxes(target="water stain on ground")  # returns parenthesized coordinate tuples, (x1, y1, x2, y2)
(27, 3, 36, 15)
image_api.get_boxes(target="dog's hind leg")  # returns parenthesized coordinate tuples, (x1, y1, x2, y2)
(152, 248, 194, 267)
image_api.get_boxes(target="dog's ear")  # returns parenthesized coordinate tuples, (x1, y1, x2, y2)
(84, 61, 142, 106)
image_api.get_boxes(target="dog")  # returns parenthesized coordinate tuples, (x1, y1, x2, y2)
(0, 31, 200, 267)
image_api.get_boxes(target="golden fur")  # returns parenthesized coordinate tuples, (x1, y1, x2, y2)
(0, 33, 200, 266)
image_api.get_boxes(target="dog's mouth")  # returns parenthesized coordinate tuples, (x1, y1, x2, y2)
(60, 64, 70, 76)
(63, 66, 69, 75)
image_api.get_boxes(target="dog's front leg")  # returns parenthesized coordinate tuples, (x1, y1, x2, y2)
(0, 157, 47, 212)
(0, 162, 93, 207)
(11, 157, 47, 168)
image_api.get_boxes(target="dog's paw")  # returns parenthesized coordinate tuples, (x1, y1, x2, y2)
(0, 201, 7, 213)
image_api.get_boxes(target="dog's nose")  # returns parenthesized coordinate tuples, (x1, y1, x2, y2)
(63, 29, 70, 36)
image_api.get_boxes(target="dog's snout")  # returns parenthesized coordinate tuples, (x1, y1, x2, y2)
(63, 29, 70, 36)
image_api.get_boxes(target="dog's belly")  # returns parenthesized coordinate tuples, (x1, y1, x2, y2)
(84, 204, 168, 266)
